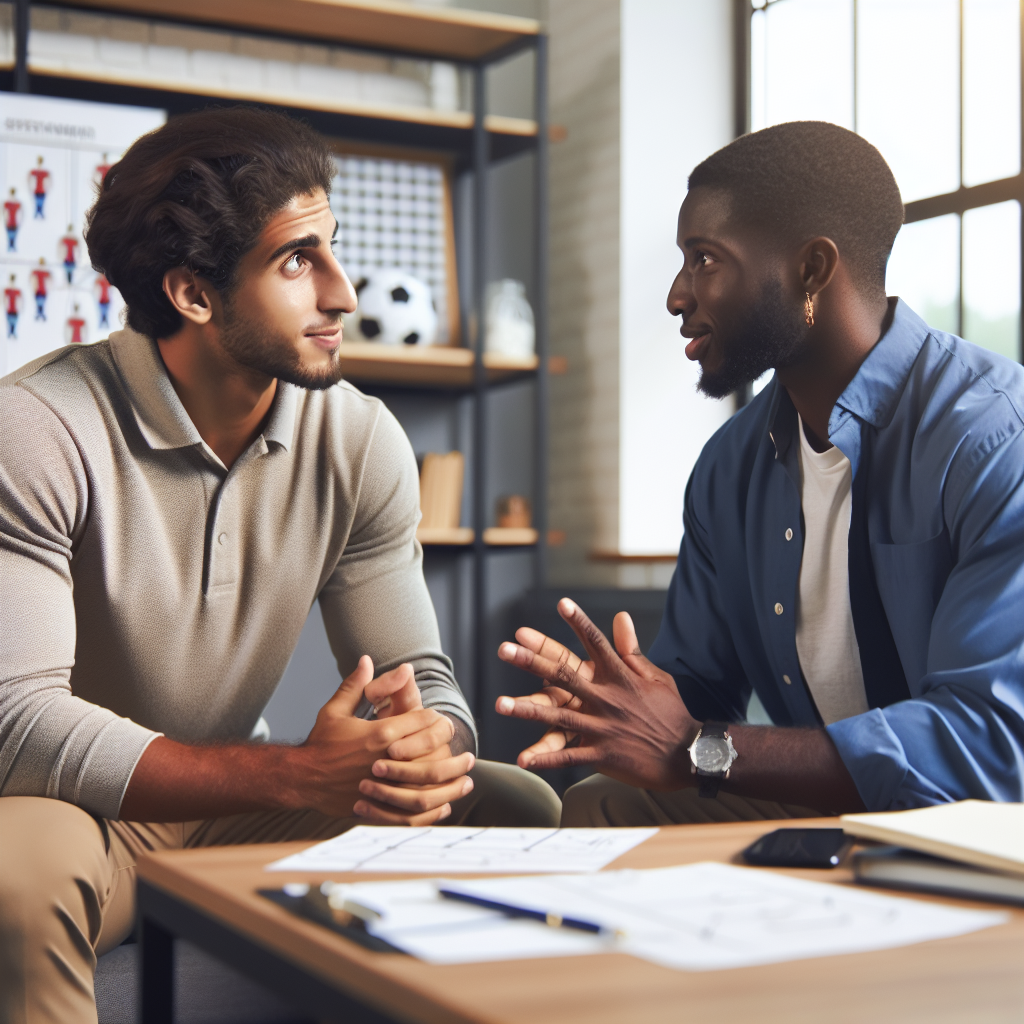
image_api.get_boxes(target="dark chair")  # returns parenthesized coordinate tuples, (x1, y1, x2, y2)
(95, 940, 312, 1024)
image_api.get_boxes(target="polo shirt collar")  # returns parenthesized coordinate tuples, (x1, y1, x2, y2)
(110, 327, 298, 453)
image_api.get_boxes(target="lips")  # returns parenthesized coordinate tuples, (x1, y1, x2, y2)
(307, 327, 342, 351)
(683, 331, 711, 362)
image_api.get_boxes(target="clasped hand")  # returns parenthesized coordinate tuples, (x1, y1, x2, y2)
(302, 655, 473, 825)
(495, 599, 699, 791)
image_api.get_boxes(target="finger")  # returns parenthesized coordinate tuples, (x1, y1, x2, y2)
(325, 655, 374, 718)
(513, 627, 593, 689)
(495, 696, 595, 734)
(522, 744, 602, 773)
(386, 715, 454, 761)
(517, 728, 569, 768)
(371, 752, 475, 784)
(373, 708, 445, 748)
(358, 775, 472, 813)
(353, 799, 453, 826)
(558, 598, 625, 677)
(497, 642, 596, 699)
(365, 663, 422, 717)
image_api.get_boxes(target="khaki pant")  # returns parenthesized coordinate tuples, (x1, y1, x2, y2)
(0, 760, 560, 1024)
(561, 773, 827, 826)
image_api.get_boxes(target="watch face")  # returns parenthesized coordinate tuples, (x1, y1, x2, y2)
(694, 736, 734, 773)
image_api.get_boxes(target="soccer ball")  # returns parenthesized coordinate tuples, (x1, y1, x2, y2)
(344, 270, 438, 346)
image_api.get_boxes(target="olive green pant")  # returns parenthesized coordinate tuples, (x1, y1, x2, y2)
(561, 772, 827, 826)
(0, 761, 560, 1024)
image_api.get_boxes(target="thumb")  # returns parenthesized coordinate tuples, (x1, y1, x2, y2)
(327, 654, 374, 718)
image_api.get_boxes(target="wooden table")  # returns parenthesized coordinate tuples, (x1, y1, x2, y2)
(135, 818, 1024, 1024)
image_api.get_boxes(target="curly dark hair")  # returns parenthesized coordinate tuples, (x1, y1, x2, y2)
(85, 106, 335, 339)
(688, 121, 904, 292)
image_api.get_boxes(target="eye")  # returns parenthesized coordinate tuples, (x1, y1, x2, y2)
(283, 252, 305, 273)
(694, 250, 716, 268)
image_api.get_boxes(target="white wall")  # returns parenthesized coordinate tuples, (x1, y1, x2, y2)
(618, 0, 735, 555)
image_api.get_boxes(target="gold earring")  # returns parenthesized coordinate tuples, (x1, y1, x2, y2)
(804, 292, 814, 327)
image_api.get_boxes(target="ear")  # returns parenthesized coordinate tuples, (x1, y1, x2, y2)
(162, 266, 215, 326)
(797, 236, 840, 298)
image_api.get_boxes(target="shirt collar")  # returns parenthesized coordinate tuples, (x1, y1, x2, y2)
(768, 298, 929, 462)
(110, 327, 298, 454)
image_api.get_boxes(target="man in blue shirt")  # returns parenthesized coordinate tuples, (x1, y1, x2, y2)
(494, 121, 1024, 823)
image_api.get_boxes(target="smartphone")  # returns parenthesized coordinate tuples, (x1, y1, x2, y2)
(742, 828, 851, 868)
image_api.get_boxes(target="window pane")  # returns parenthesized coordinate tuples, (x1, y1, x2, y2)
(886, 215, 959, 334)
(857, 0, 960, 202)
(751, 0, 854, 133)
(963, 0, 1021, 187)
(963, 200, 1021, 361)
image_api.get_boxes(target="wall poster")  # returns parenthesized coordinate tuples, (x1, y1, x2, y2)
(0, 93, 165, 378)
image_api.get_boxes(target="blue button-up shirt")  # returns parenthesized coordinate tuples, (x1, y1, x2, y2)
(649, 300, 1024, 810)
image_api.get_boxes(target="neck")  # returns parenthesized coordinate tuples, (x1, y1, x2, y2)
(157, 326, 276, 469)
(776, 286, 894, 452)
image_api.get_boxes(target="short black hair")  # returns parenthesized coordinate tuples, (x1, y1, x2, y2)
(688, 121, 903, 291)
(86, 106, 335, 339)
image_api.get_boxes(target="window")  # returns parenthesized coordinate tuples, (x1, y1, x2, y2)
(748, 0, 1022, 362)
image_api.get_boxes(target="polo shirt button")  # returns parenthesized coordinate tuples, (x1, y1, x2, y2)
(783, 674, 792, 685)
(785, 528, 793, 541)
(217, 532, 228, 546)
(774, 602, 784, 615)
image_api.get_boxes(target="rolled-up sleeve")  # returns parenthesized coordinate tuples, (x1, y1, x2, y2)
(0, 386, 160, 818)
(829, 429, 1024, 809)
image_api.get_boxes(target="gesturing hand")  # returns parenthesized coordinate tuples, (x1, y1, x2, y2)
(303, 656, 473, 824)
(495, 599, 700, 791)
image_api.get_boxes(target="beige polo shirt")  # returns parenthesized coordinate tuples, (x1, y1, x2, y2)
(0, 329, 474, 820)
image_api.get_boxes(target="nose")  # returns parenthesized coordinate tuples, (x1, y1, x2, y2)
(666, 265, 694, 319)
(321, 255, 359, 316)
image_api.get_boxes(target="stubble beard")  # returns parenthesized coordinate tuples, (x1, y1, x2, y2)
(219, 297, 345, 391)
(696, 277, 808, 400)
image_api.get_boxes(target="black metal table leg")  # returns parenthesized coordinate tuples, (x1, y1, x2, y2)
(139, 912, 175, 1024)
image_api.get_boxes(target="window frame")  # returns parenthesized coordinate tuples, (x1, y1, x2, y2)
(737, 0, 1024, 357)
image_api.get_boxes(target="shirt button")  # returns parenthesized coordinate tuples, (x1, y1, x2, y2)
(774, 602, 784, 616)
(785, 528, 793, 541)
(217, 532, 228, 546)
(783, 674, 792, 685)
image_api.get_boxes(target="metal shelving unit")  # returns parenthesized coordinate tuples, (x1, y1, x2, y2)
(5, 0, 550, 742)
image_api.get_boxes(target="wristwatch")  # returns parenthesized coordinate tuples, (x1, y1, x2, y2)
(688, 721, 738, 799)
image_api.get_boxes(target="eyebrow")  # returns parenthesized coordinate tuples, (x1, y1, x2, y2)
(266, 221, 340, 264)
(681, 235, 720, 249)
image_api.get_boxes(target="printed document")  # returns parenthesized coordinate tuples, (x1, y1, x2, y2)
(266, 826, 658, 874)
(326, 862, 1006, 971)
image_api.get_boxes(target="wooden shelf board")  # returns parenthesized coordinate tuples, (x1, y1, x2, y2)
(417, 526, 474, 546)
(590, 549, 678, 563)
(27, 63, 538, 139)
(483, 527, 538, 546)
(57, 0, 540, 62)
(416, 527, 542, 547)
(338, 342, 539, 389)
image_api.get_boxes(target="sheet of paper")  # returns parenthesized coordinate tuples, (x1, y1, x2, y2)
(266, 826, 658, 874)
(331, 862, 1007, 971)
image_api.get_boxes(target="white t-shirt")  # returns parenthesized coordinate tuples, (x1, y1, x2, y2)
(794, 415, 870, 724)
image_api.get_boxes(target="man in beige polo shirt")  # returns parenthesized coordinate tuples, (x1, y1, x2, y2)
(0, 107, 558, 1023)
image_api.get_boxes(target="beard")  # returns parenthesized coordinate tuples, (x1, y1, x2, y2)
(697, 278, 808, 399)
(219, 297, 345, 391)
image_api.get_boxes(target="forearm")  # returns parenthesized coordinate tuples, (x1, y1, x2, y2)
(442, 713, 475, 756)
(119, 736, 311, 822)
(715, 724, 865, 812)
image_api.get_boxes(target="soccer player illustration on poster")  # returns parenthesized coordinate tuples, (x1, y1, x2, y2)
(95, 153, 112, 186)
(31, 259, 50, 321)
(95, 274, 112, 328)
(4, 189, 21, 252)
(4, 274, 21, 339)
(66, 303, 86, 345)
(60, 227, 78, 284)
(29, 156, 50, 219)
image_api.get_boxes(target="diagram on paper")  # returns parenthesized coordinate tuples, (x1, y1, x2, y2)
(266, 826, 658, 874)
